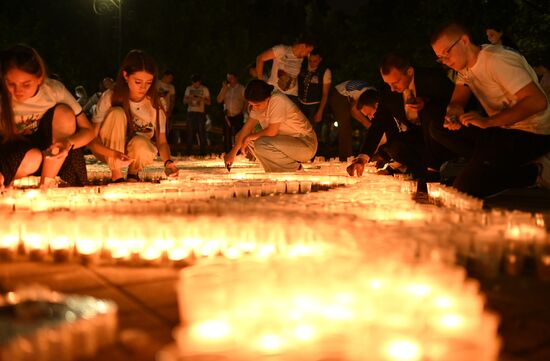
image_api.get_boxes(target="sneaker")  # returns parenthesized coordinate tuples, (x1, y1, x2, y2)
(535, 152, 550, 189)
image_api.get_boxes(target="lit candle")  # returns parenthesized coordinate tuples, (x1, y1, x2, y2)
(76, 238, 102, 265)
(50, 236, 73, 262)
(0, 234, 19, 260)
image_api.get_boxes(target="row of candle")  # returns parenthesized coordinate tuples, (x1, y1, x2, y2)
(0, 206, 548, 279)
(174, 257, 500, 361)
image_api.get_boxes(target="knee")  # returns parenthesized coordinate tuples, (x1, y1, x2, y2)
(53, 104, 76, 132)
(252, 138, 271, 154)
(104, 107, 127, 125)
(23, 148, 43, 173)
(127, 135, 153, 154)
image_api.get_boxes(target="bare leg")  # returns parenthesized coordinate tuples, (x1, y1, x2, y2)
(14, 148, 43, 181)
(40, 104, 75, 184)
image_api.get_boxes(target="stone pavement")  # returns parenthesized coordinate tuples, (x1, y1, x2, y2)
(2, 258, 550, 361)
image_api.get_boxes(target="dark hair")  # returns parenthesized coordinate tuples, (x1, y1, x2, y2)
(430, 22, 472, 45)
(310, 47, 323, 57)
(380, 52, 412, 75)
(356, 89, 379, 110)
(191, 74, 201, 83)
(112, 49, 160, 135)
(0, 52, 15, 142)
(1, 44, 47, 82)
(294, 35, 316, 48)
(244, 79, 274, 102)
(162, 69, 174, 77)
(227, 71, 238, 77)
(0, 45, 47, 141)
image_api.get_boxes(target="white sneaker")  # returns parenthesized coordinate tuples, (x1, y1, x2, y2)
(535, 152, 550, 189)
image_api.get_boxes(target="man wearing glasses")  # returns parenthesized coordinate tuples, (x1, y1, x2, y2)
(431, 22, 550, 197)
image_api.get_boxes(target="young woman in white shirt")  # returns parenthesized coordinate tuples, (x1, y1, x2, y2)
(88, 49, 178, 182)
(1, 45, 95, 187)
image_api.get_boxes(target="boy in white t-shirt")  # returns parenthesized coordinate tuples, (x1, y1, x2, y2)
(183, 74, 211, 155)
(224, 80, 317, 172)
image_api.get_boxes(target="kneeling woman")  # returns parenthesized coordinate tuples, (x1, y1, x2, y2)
(88, 50, 178, 181)
(224, 80, 317, 172)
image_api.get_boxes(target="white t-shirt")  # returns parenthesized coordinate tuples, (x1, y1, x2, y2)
(157, 80, 176, 112)
(335, 80, 374, 101)
(92, 89, 166, 138)
(457, 44, 550, 134)
(267, 45, 304, 96)
(12, 78, 82, 135)
(250, 92, 314, 137)
(222, 83, 246, 117)
(184, 85, 210, 113)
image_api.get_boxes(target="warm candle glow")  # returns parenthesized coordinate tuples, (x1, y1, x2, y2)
(384, 339, 422, 361)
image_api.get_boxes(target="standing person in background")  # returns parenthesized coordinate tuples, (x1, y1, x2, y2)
(1, 44, 95, 187)
(298, 47, 332, 148)
(256, 38, 315, 105)
(183, 74, 210, 155)
(75, 85, 88, 107)
(486, 21, 519, 50)
(157, 70, 176, 124)
(88, 49, 178, 182)
(329, 80, 374, 161)
(83, 77, 115, 118)
(216, 72, 246, 153)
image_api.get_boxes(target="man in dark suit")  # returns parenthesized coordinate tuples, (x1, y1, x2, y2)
(348, 52, 461, 180)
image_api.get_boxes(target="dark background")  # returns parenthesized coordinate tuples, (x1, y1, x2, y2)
(1, 0, 549, 117)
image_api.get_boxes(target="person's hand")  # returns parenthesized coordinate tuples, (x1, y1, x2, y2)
(113, 151, 134, 168)
(224, 151, 236, 168)
(314, 109, 323, 123)
(346, 158, 367, 176)
(444, 105, 464, 130)
(44, 139, 73, 159)
(460, 111, 489, 128)
(405, 96, 425, 112)
(164, 161, 179, 178)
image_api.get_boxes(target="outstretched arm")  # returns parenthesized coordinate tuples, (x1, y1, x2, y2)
(256, 48, 275, 81)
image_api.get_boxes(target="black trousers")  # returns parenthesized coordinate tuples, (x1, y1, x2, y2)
(223, 113, 244, 153)
(450, 127, 550, 197)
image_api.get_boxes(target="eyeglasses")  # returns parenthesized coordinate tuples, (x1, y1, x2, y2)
(436, 37, 461, 63)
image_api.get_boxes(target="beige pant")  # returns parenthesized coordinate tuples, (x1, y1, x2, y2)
(98, 107, 158, 171)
